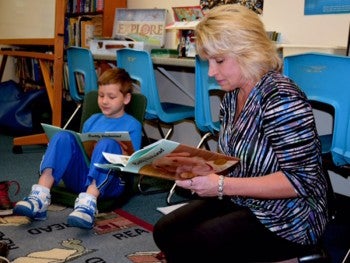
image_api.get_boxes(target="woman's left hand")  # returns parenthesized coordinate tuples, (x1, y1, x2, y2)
(175, 173, 221, 197)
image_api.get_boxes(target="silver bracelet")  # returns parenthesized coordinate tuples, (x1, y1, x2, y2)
(218, 175, 224, 200)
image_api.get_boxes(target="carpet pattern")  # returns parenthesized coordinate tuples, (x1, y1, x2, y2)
(0, 205, 162, 263)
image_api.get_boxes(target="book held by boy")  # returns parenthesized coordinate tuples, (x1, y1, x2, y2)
(94, 139, 239, 180)
(41, 123, 134, 161)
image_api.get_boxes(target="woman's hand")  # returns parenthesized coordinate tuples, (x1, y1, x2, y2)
(175, 173, 222, 198)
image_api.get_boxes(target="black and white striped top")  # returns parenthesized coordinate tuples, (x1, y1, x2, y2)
(219, 71, 328, 245)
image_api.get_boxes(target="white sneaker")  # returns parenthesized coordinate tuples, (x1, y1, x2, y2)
(13, 184, 51, 220)
(67, 193, 97, 229)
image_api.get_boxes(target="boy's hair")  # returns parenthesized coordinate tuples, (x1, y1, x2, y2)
(98, 68, 133, 95)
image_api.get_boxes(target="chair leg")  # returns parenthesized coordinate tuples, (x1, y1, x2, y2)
(156, 120, 173, 140)
(342, 247, 350, 263)
(166, 182, 177, 205)
(197, 132, 213, 149)
(62, 103, 81, 129)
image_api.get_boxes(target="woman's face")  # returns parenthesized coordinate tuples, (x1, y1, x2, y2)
(207, 55, 245, 91)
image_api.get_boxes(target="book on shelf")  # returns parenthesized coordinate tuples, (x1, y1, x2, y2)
(95, 139, 239, 180)
(41, 123, 134, 161)
(81, 19, 95, 48)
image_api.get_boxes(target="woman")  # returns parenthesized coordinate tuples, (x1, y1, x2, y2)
(152, 4, 329, 262)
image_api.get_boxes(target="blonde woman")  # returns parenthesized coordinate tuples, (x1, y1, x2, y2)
(153, 4, 328, 262)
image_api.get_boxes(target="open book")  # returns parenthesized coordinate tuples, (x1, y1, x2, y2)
(94, 139, 239, 180)
(41, 123, 134, 161)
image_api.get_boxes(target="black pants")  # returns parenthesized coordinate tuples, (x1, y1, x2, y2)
(153, 198, 315, 263)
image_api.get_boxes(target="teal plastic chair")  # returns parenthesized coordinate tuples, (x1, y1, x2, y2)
(116, 48, 195, 140)
(116, 48, 195, 194)
(283, 52, 350, 222)
(194, 55, 222, 149)
(64, 46, 98, 129)
(283, 52, 350, 167)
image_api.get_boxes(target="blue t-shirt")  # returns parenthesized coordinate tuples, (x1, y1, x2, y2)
(82, 112, 142, 151)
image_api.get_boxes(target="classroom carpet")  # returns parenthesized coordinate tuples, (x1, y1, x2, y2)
(0, 205, 163, 263)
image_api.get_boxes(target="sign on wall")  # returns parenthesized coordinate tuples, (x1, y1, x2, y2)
(305, 0, 350, 15)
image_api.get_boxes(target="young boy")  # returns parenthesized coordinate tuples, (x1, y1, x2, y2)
(13, 68, 142, 229)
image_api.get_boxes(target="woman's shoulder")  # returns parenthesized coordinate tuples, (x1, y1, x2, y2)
(258, 71, 306, 100)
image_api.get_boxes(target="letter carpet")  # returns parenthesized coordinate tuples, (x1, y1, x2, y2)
(0, 205, 163, 263)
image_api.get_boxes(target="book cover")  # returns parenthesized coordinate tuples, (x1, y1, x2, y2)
(95, 139, 239, 180)
(81, 20, 95, 48)
(41, 123, 134, 162)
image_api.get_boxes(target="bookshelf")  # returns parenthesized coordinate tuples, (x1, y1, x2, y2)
(0, 0, 127, 152)
(65, 0, 127, 47)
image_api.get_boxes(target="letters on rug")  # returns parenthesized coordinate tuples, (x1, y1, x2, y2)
(0, 205, 163, 263)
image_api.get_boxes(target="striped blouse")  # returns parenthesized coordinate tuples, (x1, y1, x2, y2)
(218, 71, 328, 245)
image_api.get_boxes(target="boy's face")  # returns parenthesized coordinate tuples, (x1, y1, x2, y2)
(97, 83, 131, 118)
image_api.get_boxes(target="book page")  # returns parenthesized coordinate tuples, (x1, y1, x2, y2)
(138, 143, 239, 180)
(97, 139, 239, 180)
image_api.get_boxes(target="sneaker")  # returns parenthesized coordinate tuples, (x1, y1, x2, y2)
(67, 193, 97, 229)
(0, 180, 20, 215)
(13, 184, 51, 220)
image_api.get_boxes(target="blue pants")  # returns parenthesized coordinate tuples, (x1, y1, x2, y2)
(40, 131, 125, 198)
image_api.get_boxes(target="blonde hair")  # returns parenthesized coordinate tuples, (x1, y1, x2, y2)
(98, 68, 133, 95)
(195, 4, 282, 83)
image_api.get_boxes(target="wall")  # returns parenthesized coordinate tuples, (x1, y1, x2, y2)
(0, 0, 55, 39)
(262, 0, 350, 47)
(0, 0, 55, 81)
(128, 0, 350, 48)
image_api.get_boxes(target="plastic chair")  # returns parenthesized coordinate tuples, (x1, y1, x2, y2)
(283, 52, 350, 167)
(116, 48, 195, 194)
(166, 55, 223, 204)
(283, 52, 350, 262)
(193, 55, 222, 149)
(64, 46, 98, 129)
(116, 48, 195, 140)
(51, 90, 148, 212)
